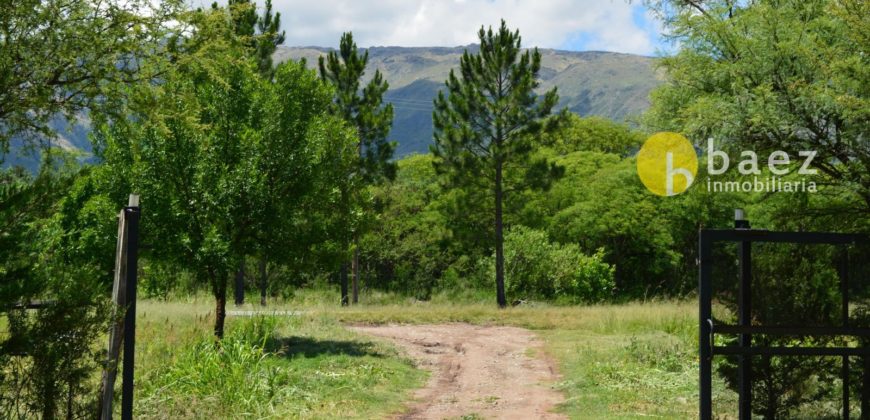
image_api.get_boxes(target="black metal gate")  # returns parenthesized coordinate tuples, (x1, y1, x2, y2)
(699, 215, 869, 419)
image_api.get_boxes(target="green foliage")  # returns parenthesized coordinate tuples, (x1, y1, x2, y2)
(534, 152, 735, 296)
(480, 226, 614, 303)
(0, 0, 182, 151)
(431, 20, 564, 194)
(319, 31, 398, 304)
(0, 164, 113, 418)
(645, 0, 870, 212)
(643, 0, 870, 414)
(2, 292, 110, 418)
(543, 114, 644, 157)
(92, 8, 358, 336)
(217, 0, 286, 78)
(0, 3, 136, 396)
(363, 142, 735, 300)
(361, 155, 451, 299)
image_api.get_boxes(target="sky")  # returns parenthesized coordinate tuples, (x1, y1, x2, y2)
(206, 0, 673, 56)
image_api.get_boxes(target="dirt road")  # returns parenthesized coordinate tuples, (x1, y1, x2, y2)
(349, 323, 566, 420)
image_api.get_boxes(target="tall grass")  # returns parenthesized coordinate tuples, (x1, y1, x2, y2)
(138, 317, 282, 415)
(134, 307, 426, 419)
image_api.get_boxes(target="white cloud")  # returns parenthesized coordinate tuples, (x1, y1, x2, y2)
(205, 0, 663, 55)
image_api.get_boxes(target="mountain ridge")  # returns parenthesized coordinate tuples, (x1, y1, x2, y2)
(274, 45, 663, 156)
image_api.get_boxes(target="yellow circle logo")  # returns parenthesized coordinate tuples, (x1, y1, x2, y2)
(637, 132, 698, 196)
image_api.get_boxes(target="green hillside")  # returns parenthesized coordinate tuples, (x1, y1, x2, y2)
(275, 45, 663, 156)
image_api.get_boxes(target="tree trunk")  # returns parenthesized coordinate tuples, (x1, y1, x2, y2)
(339, 180, 351, 307)
(340, 262, 349, 306)
(258, 258, 267, 306)
(352, 237, 360, 304)
(234, 260, 245, 306)
(214, 274, 227, 339)
(495, 160, 507, 308)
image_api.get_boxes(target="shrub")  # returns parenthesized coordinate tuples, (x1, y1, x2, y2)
(482, 226, 614, 303)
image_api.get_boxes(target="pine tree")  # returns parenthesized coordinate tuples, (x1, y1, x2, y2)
(252, 0, 284, 78)
(319, 32, 396, 305)
(218, 0, 286, 77)
(431, 20, 564, 308)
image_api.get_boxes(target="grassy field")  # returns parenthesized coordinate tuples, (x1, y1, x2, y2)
(131, 290, 734, 419)
(134, 299, 426, 419)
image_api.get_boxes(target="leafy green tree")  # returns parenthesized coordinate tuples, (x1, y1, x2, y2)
(250, 63, 360, 306)
(319, 32, 396, 304)
(431, 20, 564, 307)
(0, 1, 180, 414)
(0, 0, 181, 151)
(0, 160, 114, 417)
(361, 154, 452, 299)
(644, 0, 870, 212)
(93, 9, 356, 337)
(211, 0, 285, 304)
(212, 0, 286, 305)
(543, 114, 644, 157)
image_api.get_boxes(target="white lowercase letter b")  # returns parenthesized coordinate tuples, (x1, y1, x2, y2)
(666, 152, 694, 196)
(707, 138, 729, 175)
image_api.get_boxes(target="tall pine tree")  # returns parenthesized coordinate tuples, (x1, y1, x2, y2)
(319, 32, 396, 305)
(432, 21, 563, 307)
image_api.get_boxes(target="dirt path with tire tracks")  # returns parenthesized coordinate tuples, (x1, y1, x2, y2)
(349, 323, 566, 420)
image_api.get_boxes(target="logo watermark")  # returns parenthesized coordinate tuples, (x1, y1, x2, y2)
(636, 132, 698, 196)
(637, 133, 818, 196)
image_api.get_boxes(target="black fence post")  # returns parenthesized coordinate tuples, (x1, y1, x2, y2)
(700, 229, 713, 420)
(735, 210, 752, 419)
(840, 248, 851, 419)
(121, 198, 140, 420)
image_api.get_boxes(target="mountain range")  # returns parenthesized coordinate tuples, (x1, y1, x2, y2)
(275, 45, 663, 156)
(3, 45, 663, 171)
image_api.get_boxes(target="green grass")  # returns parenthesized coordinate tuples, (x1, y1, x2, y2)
(134, 299, 426, 419)
(131, 290, 735, 419)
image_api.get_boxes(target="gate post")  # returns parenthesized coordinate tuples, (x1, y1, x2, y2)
(699, 229, 713, 420)
(735, 210, 752, 419)
(121, 195, 140, 420)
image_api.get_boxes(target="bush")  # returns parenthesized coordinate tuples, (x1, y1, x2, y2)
(1, 167, 113, 418)
(481, 226, 614, 303)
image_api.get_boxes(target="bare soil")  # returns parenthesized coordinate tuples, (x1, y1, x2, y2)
(349, 323, 566, 420)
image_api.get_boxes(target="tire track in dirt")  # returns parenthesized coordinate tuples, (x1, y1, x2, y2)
(349, 323, 566, 420)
